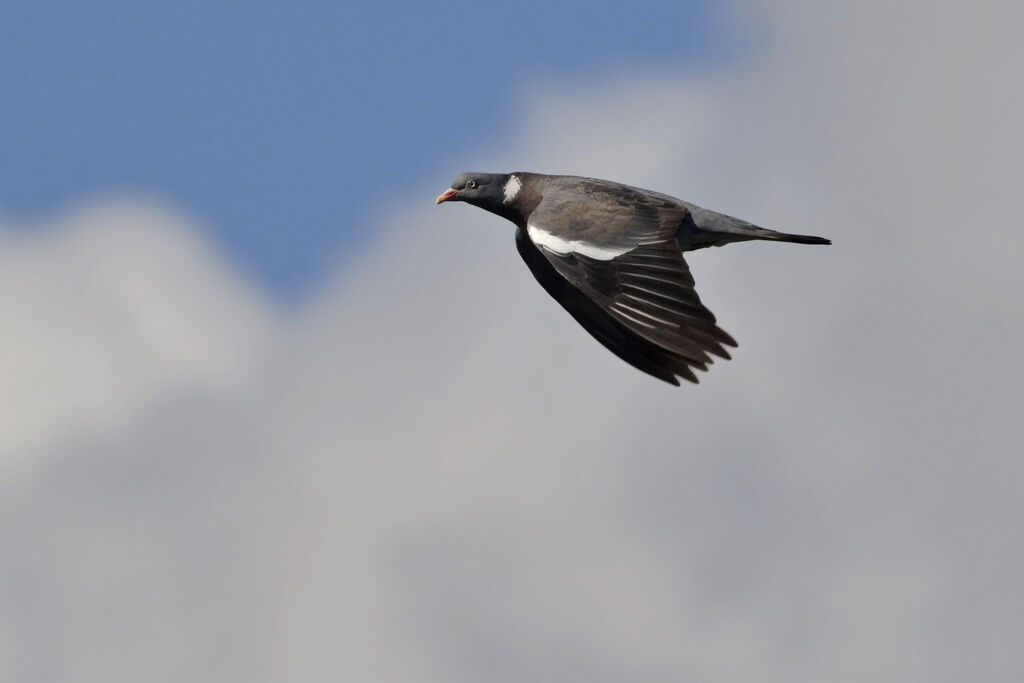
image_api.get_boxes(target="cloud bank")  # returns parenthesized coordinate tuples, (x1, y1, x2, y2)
(2, 1, 1022, 681)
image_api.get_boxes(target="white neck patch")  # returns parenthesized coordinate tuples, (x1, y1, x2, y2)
(502, 175, 522, 204)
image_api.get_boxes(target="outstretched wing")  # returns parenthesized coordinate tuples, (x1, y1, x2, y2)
(519, 182, 736, 383)
(516, 228, 735, 385)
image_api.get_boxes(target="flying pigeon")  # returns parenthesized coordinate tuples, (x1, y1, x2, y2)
(436, 172, 830, 385)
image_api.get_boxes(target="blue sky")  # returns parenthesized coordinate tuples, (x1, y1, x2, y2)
(0, 0, 736, 298)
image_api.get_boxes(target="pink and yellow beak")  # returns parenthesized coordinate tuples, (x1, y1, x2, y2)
(435, 188, 459, 205)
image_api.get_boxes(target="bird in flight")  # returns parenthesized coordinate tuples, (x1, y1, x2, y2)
(436, 172, 830, 385)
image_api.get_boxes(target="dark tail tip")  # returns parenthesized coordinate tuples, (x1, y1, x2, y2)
(773, 233, 831, 245)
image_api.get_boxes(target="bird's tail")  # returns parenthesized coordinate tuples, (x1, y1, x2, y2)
(680, 202, 832, 247)
(748, 229, 831, 245)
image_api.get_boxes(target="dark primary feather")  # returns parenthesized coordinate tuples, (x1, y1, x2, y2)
(516, 229, 732, 384)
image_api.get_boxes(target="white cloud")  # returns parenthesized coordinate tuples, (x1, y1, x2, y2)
(0, 201, 274, 477)
(2, 1, 1023, 682)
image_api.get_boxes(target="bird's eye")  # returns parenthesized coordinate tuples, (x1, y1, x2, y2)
(466, 180, 477, 189)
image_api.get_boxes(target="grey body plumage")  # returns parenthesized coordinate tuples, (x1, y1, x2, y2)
(437, 172, 830, 385)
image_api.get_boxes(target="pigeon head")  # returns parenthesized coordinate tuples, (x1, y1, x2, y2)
(435, 172, 517, 213)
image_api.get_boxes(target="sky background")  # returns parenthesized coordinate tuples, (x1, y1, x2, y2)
(2, 1, 1024, 682)
(1, 0, 733, 297)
